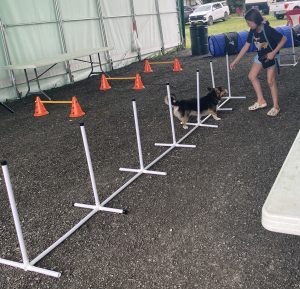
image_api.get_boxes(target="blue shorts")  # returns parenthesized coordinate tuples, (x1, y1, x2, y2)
(253, 54, 280, 68)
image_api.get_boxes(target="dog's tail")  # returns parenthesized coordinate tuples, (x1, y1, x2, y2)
(164, 93, 177, 106)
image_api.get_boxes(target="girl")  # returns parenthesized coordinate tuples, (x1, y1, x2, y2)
(230, 9, 287, 116)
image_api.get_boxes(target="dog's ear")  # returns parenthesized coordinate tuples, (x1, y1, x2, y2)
(170, 93, 177, 104)
(217, 86, 223, 91)
(207, 87, 212, 91)
(164, 95, 177, 105)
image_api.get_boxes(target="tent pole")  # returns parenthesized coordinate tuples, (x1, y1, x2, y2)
(176, 0, 185, 48)
(154, 0, 165, 54)
(96, 0, 113, 71)
(129, 0, 141, 61)
(53, 0, 73, 83)
(0, 18, 21, 99)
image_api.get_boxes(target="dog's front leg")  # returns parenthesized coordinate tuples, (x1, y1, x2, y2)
(180, 116, 189, 129)
(210, 110, 221, 121)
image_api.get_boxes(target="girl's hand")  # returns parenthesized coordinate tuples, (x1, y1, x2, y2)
(267, 51, 275, 60)
(230, 60, 237, 70)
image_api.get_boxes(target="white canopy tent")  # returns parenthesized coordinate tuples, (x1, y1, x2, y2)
(0, 0, 183, 102)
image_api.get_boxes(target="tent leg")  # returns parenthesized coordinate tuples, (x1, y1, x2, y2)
(0, 102, 14, 113)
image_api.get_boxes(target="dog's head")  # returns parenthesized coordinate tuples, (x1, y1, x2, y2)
(164, 93, 178, 106)
(207, 87, 228, 101)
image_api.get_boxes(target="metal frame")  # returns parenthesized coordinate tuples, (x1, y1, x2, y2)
(95, 0, 113, 71)
(0, 2, 181, 100)
(176, 0, 185, 48)
(20, 52, 104, 100)
(1, 14, 178, 28)
(129, 0, 141, 61)
(52, 0, 73, 84)
(154, 0, 166, 54)
(0, 101, 14, 113)
(53, 0, 73, 83)
(0, 18, 21, 99)
(0, 49, 164, 92)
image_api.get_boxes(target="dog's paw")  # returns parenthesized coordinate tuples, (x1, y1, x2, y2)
(182, 125, 189, 129)
(213, 116, 221, 121)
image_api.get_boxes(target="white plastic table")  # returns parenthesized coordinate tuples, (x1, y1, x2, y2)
(262, 130, 300, 236)
(0, 47, 112, 100)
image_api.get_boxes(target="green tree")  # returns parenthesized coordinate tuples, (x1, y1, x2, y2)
(202, 0, 244, 13)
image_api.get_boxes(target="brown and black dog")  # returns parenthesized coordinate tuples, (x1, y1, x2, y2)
(165, 87, 228, 129)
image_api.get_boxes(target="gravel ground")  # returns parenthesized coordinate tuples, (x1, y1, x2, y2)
(0, 47, 300, 289)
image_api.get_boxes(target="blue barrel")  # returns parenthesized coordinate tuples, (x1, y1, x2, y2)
(237, 31, 248, 51)
(275, 25, 293, 48)
(208, 25, 293, 57)
(208, 34, 225, 57)
(237, 31, 256, 52)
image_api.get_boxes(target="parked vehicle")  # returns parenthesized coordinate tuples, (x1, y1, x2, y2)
(270, 0, 300, 19)
(189, 2, 230, 25)
(184, 6, 195, 23)
(270, 0, 286, 19)
(245, 0, 271, 15)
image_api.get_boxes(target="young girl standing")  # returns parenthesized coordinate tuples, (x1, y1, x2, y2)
(230, 9, 287, 116)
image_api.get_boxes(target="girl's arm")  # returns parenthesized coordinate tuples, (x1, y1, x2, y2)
(267, 36, 287, 60)
(230, 42, 251, 70)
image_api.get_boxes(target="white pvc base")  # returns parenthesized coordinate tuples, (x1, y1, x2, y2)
(119, 168, 166, 175)
(73, 204, 124, 213)
(262, 130, 300, 236)
(280, 62, 298, 67)
(155, 143, 195, 147)
(0, 258, 61, 278)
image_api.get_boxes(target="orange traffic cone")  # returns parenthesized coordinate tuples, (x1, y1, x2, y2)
(173, 58, 182, 72)
(144, 60, 153, 73)
(133, 73, 145, 90)
(69, 96, 85, 118)
(34, 96, 49, 117)
(100, 74, 111, 91)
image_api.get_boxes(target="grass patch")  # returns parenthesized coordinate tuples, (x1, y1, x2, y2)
(185, 14, 287, 48)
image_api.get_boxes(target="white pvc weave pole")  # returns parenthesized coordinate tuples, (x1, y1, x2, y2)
(1, 161, 29, 266)
(132, 99, 144, 169)
(80, 123, 100, 206)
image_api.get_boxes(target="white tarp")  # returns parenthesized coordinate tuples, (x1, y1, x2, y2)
(0, 0, 182, 102)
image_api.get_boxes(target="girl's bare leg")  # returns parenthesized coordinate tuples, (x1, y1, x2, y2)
(267, 66, 279, 109)
(248, 63, 266, 105)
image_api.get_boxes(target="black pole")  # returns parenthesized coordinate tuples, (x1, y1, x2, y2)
(179, 0, 185, 46)
(0, 102, 14, 113)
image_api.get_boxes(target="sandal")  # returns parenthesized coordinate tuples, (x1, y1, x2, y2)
(267, 107, 280, 117)
(248, 102, 267, 111)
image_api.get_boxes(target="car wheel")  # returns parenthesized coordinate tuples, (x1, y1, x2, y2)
(294, 6, 300, 9)
(275, 14, 284, 19)
(208, 16, 213, 25)
(223, 12, 229, 21)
